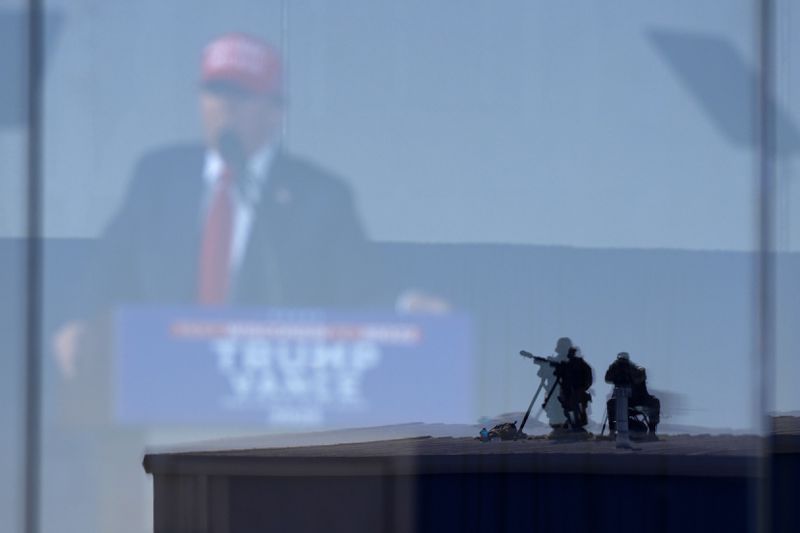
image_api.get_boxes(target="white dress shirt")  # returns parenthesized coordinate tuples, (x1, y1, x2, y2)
(202, 143, 276, 274)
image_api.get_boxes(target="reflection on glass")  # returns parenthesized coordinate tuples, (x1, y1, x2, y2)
(14, 2, 794, 532)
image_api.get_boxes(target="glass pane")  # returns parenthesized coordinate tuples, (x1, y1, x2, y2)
(39, 1, 776, 532)
(775, 0, 800, 422)
(773, 5, 800, 531)
(0, 3, 29, 533)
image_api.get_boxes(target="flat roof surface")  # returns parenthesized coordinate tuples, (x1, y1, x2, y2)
(143, 417, 799, 479)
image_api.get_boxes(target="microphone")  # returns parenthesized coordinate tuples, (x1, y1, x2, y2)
(217, 129, 261, 204)
(217, 129, 247, 179)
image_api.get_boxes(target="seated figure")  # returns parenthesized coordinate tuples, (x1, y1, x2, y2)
(604, 352, 660, 437)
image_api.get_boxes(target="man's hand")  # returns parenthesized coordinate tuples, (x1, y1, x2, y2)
(53, 321, 86, 379)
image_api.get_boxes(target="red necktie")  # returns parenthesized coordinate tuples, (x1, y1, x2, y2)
(198, 168, 234, 305)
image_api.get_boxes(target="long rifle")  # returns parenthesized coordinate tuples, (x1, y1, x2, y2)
(518, 350, 563, 435)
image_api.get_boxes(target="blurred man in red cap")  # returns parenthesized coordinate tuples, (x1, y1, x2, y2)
(55, 33, 375, 375)
(50, 33, 441, 533)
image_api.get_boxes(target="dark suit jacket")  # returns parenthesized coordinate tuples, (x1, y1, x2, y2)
(89, 143, 379, 312)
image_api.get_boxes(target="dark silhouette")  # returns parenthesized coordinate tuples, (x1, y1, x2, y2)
(555, 347, 593, 430)
(605, 352, 660, 438)
(525, 337, 573, 428)
(520, 341, 593, 432)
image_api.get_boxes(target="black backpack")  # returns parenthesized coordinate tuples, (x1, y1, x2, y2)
(577, 358, 593, 390)
(488, 422, 520, 441)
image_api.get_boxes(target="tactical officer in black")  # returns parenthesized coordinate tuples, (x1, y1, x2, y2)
(556, 346, 593, 430)
(605, 352, 660, 437)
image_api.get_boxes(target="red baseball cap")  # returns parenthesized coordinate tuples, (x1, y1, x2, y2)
(201, 33, 283, 96)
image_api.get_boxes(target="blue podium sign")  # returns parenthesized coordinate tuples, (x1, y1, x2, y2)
(114, 307, 473, 427)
